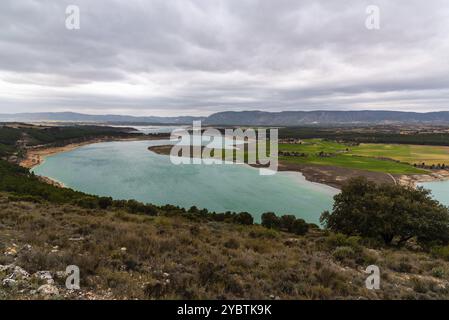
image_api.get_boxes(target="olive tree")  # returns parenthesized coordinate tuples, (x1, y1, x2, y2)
(320, 177, 449, 246)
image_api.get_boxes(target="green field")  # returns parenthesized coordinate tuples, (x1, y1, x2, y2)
(278, 139, 447, 174)
(351, 143, 449, 166)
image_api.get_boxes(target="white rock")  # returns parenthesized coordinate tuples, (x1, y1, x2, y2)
(33, 271, 54, 284)
(2, 278, 16, 287)
(20, 244, 32, 252)
(37, 284, 59, 296)
(0, 264, 11, 272)
(10, 266, 30, 279)
(55, 271, 66, 278)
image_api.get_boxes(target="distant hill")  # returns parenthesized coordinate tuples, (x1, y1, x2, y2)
(0, 112, 205, 124)
(203, 110, 449, 125)
(2, 110, 449, 126)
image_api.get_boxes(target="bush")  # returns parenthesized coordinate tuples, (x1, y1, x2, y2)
(234, 212, 253, 225)
(261, 212, 280, 229)
(291, 218, 309, 235)
(75, 197, 98, 209)
(431, 245, 449, 261)
(261, 212, 309, 235)
(98, 197, 113, 209)
(332, 246, 355, 261)
(431, 267, 445, 278)
(325, 233, 361, 250)
(280, 215, 296, 231)
(224, 238, 240, 249)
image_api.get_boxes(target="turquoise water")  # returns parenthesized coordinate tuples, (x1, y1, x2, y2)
(419, 180, 449, 207)
(32, 140, 338, 224)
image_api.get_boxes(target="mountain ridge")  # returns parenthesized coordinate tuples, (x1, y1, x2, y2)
(2, 110, 449, 125)
(0, 112, 205, 124)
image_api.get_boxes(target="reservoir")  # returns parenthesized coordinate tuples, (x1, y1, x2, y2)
(32, 140, 338, 224)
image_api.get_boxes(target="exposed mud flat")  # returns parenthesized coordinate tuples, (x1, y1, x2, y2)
(398, 170, 449, 188)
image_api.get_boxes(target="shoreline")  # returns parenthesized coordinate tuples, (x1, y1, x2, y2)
(20, 136, 162, 169)
(20, 140, 449, 191)
(397, 170, 449, 188)
(148, 144, 449, 189)
(19, 136, 166, 188)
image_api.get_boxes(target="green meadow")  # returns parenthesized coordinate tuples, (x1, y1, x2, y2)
(277, 139, 449, 174)
(351, 143, 449, 166)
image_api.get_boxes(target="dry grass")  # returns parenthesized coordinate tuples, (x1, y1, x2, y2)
(1, 193, 449, 300)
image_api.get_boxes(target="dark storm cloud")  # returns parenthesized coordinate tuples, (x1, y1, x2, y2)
(0, 0, 448, 115)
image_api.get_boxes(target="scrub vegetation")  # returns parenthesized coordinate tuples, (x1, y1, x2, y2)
(2, 190, 449, 300)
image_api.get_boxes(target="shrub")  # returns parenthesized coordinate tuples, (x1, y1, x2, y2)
(291, 218, 309, 235)
(280, 215, 296, 231)
(234, 212, 253, 225)
(431, 267, 445, 278)
(144, 279, 168, 299)
(224, 238, 240, 249)
(98, 197, 113, 209)
(75, 197, 98, 209)
(431, 245, 449, 261)
(261, 212, 280, 229)
(249, 227, 279, 239)
(325, 233, 361, 250)
(332, 246, 355, 261)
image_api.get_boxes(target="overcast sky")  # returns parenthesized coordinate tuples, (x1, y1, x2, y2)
(0, 0, 448, 116)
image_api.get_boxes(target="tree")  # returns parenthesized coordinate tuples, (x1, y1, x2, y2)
(280, 215, 296, 232)
(291, 218, 309, 236)
(320, 177, 449, 246)
(98, 196, 113, 209)
(234, 212, 253, 225)
(261, 212, 280, 229)
(188, 206, 199, 214)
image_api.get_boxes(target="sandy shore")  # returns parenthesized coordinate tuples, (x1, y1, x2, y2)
(21, 142, 94, 169)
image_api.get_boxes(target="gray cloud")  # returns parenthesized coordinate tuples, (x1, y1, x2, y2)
(0, 0, 448, 115)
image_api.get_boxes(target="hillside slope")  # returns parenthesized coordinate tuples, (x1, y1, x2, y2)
(2, 193, 449, 300)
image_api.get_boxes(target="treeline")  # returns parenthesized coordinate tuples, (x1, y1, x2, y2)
(279, 127, 449, 146)
(0, 124, 143, 147)
(261, 212, 309, 235)
(0, 126, 23, 145)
